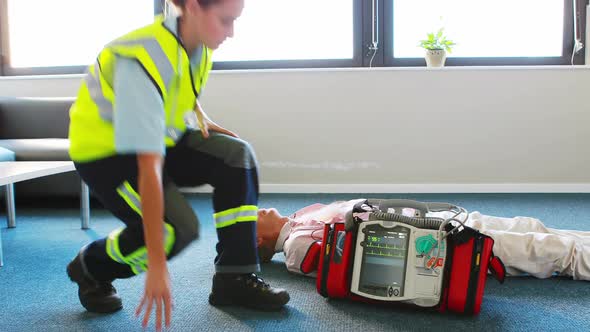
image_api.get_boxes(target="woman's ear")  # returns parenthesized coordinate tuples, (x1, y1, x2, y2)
(185, 0, 203, 15)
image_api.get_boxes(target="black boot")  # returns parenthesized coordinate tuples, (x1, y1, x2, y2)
(66, 252, 123, 313)
(208, 273, 290, 311)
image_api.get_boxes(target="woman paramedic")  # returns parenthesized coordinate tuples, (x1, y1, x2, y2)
(66, 0, 289, 329)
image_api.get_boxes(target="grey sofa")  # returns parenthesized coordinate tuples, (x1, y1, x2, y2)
(0, 97, 82, 197)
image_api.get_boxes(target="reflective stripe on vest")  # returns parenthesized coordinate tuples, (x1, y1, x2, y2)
(84, 61, 114, 122)
(108, 38, 174, 91)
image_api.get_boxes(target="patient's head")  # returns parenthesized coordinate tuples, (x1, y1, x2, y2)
(256, 208, 289, 263)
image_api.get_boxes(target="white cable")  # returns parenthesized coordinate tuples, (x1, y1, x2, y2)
(369, 47, 377, 67)
(371, 0, 377, 45)
(368, 0, 378, 67)
(572, 46, 577, 65)
(586, 4, 590, 65)
(422, 206, 467, 275)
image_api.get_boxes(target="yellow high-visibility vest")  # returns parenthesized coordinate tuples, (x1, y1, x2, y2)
(69, 15, 213, 162)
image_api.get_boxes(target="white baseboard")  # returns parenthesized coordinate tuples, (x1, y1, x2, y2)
(180, 183, 590, 194)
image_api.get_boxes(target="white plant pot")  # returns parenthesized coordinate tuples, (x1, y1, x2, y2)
(425, 49, 447, 67)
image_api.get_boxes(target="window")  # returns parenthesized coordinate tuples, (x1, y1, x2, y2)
(213, 0, 361, 69)
(1, 0, 157, 75)
(383, 0, 580, 66)
(393, 0, 564, 58)
(0, 0, 585, 75)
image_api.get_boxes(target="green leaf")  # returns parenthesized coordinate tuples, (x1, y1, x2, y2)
(420, 28, 454, 51)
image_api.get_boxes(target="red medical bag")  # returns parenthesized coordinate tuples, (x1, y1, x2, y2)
(316, 221, 506, 315)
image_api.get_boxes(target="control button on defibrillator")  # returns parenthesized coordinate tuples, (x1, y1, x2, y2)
(388, 286, 400, 297)
(415, 255, 425, 267)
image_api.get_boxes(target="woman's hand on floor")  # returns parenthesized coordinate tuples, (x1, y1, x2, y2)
(136, 266, 173, 331)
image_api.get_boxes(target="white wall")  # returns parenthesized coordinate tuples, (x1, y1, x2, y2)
(1, 66, 589, 193)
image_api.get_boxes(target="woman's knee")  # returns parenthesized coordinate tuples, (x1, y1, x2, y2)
(225, 137, 258, 170)
(181, 131, 258, 170)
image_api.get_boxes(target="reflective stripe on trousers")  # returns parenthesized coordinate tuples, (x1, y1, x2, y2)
(213, 205, 258, 229)
(105, 181, 176, 274)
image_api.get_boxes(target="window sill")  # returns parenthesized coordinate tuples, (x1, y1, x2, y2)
(1, 64, 589, 80)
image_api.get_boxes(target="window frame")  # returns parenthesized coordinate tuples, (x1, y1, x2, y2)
(0, 0, 586, 76)
(0, 0, 363, 74)
(0, 0, 164, 76)
(382, 0, 584, 67)
(0, 0, 6, 76)
(213, 0, 363, 70)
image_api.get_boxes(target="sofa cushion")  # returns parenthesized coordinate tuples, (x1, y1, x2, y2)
(0, 139, 70, 161)
(0, 146, 15, 162)
(0, 97, 75, 139)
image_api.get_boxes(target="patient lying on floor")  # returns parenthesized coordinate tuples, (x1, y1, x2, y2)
(255, 199, 590, 281)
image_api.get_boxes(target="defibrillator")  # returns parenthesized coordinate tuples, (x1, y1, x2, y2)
(315, 199, 506, 315)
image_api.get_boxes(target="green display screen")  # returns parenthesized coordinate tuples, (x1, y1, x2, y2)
(359, 224, 410, 297)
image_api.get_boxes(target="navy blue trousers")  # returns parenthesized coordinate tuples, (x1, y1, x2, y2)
(74, 130, 260, 282)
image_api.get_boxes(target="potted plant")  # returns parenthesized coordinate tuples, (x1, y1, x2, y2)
(419, 28, 455, 67)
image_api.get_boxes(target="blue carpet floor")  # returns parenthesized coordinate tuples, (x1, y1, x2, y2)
(1, 193, 589, 332)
